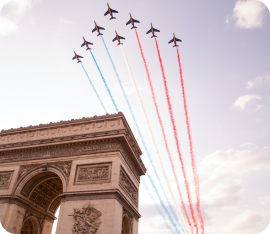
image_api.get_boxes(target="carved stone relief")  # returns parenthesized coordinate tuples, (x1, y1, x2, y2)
(54, 162, 72, 179)
(75, 163, 111, 185)
(19, 166, 37, 179)
(119, 167, 138, 205)
(72, 202, 102, 234)
(0, 171, 13, 189)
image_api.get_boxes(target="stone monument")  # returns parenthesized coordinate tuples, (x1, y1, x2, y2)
(0, 112, 146, 234)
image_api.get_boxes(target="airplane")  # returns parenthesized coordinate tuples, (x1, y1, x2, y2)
(104, 3, 118, 20)
(112, 31, 125, 45)
(72, 51, 83, 63)
(92, 21, 105, 36)
(81, 37, 93, 50)
(126, 13, 140, 29)
(168, 33, 182, 47)
(146, 23, 160, 38)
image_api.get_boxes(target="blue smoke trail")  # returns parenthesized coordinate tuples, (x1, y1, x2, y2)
(142, 179, 177, 234)
(80, 63, 107, 113)
(89, 50, 118, 113)
(101, 36, 181, 234)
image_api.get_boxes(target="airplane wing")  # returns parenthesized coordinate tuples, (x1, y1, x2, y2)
(126, 20, 131, 25)
(72, 56, 76, 60)
(92, 28, 97, 33)
(81, 43, 85, 47)
(176, 38, 182, 42)
(146, 29, 151, 34)
(168, 39, 174, 44)
(154, 28, 160, 32)
(78, 55, 83, 58)
(98, 26, 105, 30)
(87, 41, 93, 45)
(111, 9, 118, 13)
(133, 19, 140, 23)
(119, 36, 125, 40)
(112, 37, 117, 42)
(104, 10, 109, 16)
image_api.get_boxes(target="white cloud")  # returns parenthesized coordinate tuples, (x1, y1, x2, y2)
(259, 196, 270, 205)
(234, 94, 261, 110)
(233, 0, 266, 29)
(0, 0, 34, 36)
(229, 210, 264, 231)
(246, 75, 270, 89)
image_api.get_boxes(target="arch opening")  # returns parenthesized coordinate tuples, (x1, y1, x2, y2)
(21, 217, 40, 234)
(122, 215, 131, 234)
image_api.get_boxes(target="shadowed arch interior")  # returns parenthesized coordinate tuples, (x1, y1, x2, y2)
(122, 215, 131, 234)
(21, 171, 63, 212)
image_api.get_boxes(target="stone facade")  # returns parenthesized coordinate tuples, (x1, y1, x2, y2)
(0, 112, 146, 234)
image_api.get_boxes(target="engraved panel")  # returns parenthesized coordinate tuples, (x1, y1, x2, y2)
(119, 167, 138, 205)
(0, 171, 13, 189)
(74, 162, 112, 185)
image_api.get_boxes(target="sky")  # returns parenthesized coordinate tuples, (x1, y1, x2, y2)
(0, 0, 269, 234)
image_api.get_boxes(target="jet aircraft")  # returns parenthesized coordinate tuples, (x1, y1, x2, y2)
(112, 31, 125, 45)
(168, 33, 182, 47)
(104, 3, 118, 20)
(146, 23, 160, 38)
(92, 21, 105, 36)
(81, 37, 93, 50)
(126, 13, 140, 29)
(72, 51, 83, 63)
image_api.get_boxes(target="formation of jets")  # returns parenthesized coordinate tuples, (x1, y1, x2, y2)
(72, 3, 183, 62)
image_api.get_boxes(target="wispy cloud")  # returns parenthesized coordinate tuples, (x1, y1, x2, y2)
(60, 19, 73, 25)
(0, 0, 34, 36)
(234, 94, 261, 110)
(229, 210, 264, 231)
(246, 75, 270, 89)
(259, 196, 270, 205)
(233, 0, 266, 29)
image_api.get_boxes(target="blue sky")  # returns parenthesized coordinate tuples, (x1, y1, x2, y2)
(0, 0, 270, 233)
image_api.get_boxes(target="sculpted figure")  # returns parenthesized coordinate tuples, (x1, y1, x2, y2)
(72, 203, 101, 234)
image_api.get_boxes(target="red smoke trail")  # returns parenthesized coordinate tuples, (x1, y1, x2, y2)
(176, 47, 204, 234)
(154, 37, 198, 234)
(134, 28, 193, 234)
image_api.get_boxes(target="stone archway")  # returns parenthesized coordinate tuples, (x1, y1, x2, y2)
(0, 113, 146, 234)
(122, 215, 131, 234)
(21, 216, 40, 234)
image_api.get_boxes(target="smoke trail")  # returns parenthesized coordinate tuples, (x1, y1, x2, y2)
(101, 36, 180, 233)
(89, 50, 118, 112)
(154, 37, 198, 234)
(121, 44, 185, 234)
(80, 63, 107, 113)
(176, 47, 204, 234)
(134, 29, 191, 234)
(142, 179, 177, 234)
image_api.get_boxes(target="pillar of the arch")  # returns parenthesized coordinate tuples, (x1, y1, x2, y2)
(56, 198, 123, 234)
(1, 203, 26, 234)
(42, 219, 54, 234)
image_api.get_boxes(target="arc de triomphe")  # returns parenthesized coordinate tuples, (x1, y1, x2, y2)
(0, 112, 146, 234)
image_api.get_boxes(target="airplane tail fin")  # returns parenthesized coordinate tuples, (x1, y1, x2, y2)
(173, 44, 179, 47)
(131, 26, 137, 29)
(86, 47, 91, 50)
(151, 35, 157, 38)
(117, 42, 123, 46)
(97, 32, 103, 36)
(77, 60, 82, 63)
(110, 17, 116, 20)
